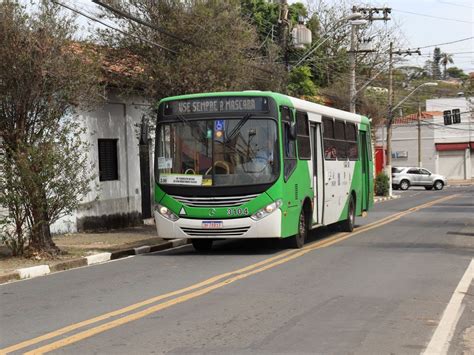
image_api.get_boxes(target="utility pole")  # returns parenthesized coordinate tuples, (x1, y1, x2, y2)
(280, 0, 289, 70)
(386, 41, 394, 195)
(418, 103, 422, 167)
(349, 24, 357, 113)
(349, 6, 391, 113)
(385, 45, 421, 196)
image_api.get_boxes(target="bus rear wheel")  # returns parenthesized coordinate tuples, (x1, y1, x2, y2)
(287, 210, 307, 249)
(191, 239, 213, 252)
(341, 196, 355, 232)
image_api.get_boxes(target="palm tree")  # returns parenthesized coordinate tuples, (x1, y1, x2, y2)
(440, 53, 454, 79)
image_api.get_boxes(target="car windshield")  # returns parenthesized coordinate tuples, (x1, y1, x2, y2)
(392, 167, 404, 173)
(156, 118, 279, 187)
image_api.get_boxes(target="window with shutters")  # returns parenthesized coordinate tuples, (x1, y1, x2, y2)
(98, 139, 119, 181)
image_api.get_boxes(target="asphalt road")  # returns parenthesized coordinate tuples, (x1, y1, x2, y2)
(1, 185, 473, 354)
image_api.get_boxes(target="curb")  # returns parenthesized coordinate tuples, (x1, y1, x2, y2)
(0, 272, 20, 284)
(374, 195, 401, 203)
(1, 239, 189, 285)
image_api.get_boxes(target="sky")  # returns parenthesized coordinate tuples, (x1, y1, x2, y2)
(298, 0, 474, 72)
(368, 0, 473, 72)
(47, 0, 474, 73)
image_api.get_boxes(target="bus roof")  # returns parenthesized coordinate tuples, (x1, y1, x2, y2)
(159, 91, 370, 125)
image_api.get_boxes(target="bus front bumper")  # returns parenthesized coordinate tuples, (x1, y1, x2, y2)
(154, 210, 282, 239)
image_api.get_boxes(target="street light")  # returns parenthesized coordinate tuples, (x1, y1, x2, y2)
(385, 82, 438, 196)
(391, 82, 438, 113)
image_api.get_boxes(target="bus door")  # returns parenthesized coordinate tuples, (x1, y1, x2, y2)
(310, 121, 324, 225)
(360, 131, 370, 211)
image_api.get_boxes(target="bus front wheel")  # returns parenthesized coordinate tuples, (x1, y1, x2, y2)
(287, 210, 307, 249)
(191, 239, 213, 252)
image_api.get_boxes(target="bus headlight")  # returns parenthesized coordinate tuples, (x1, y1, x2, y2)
(251, 200, 282, 221)
(156, 204, 179, 221)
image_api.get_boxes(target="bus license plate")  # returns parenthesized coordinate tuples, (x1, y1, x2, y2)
(202, 221, 223, 229)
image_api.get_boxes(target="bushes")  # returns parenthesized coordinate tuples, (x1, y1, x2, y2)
(375, 172, 390, 196)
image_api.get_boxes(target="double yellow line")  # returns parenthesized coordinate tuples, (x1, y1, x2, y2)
(1, 194, 458, 354)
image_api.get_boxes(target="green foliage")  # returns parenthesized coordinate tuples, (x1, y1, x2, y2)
(98, 1, 286, 99)
(287, 66, 318, 97)
(432, 47, 442, 79)
(375, 172, 390, 197)
(240, 0, 280, 41)
(440, 52, 454, 79)
(288, 2, 308, 21)
(0, 1, 101, 255)
(446, 67, 468, 80)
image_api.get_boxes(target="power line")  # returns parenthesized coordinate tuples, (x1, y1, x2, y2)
(416, 36, 474, 50)
(52, 0, 177, 54)
(392, 8, 473, 24)
(437, 0, 474, 9)
(91, 0, 194, 46)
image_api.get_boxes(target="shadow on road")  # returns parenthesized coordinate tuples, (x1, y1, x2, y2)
(148, 224, 346, 257)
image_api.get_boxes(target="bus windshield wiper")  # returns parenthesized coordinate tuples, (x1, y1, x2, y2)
(175, 114, 209, 143)
(226, 114, 252, 143)
(175, 114, 190, 126)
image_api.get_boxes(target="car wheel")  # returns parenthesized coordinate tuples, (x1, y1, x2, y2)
(340, 195, 355, 232)
(434, 180, 444, 190)
(191, 239, 213, 252)
(425, 186, 433, 190)
(400, 180, 410, 190)
(287, 210, 306, 249)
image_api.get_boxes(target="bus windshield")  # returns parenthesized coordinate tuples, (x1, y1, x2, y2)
(156, 118, 279, 187)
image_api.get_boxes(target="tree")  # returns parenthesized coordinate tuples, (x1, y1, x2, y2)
(446, 66, 468, 80)
(0, 2, 101, 255)
(432, 47, 442, 79)
(287, 66, 318, 97)
(440, 52, 454, 79)
(97, 1, 286, 101)
(423, 60, 434, 78)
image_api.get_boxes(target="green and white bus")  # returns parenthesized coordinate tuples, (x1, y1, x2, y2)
(154, 91, 373, 251)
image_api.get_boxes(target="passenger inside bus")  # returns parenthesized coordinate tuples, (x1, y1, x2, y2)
(325, 146, 337, 159)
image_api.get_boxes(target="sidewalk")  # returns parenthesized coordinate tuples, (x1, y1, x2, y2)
(448, 179, 474, 186)
(0, 224, 174, 282)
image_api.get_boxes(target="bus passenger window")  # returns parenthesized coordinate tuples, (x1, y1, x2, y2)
(323, 117, 336, 160)
(296, 111, 311, 160)
(334, 120, 347, 159)
(345, 123, 358, 160)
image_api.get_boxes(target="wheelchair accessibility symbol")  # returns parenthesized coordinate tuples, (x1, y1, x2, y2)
(215, 120, 224, 131)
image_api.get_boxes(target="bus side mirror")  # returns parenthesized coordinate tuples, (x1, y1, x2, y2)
(289, 122, 297, 140)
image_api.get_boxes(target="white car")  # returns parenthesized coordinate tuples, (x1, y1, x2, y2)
(392, 167, 447, 191)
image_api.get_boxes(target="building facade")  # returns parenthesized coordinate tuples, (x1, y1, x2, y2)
(51, 93, 154, 234)
(375, 96, 473, 181)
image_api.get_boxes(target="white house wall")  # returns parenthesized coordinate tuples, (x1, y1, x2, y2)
(51, 93, 151, 234)
(375, 122, 436, 172)
(375, 96, 473, 180)
(427, 97, 473, 180)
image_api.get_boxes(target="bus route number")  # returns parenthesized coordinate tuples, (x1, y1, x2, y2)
(227, 208, 249, 216)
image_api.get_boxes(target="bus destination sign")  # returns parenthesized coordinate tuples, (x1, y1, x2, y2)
(163, 97, 269, 116)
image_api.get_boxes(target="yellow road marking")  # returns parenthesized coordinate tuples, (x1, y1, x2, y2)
(2, 193, 458, 354)
(0, 249, 298, 354)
